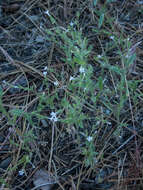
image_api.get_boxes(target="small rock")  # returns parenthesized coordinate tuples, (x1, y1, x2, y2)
(41, 119, 48, 127)
(33, 169, 57, 190)
(0, 157, 12, 169)
(0, 136, 4, 143)
(8, 76, 27, 94)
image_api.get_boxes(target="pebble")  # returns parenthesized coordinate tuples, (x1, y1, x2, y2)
(0, 157, 12, 169)
(0, 136, 4, 143)
(41, 119, 48, 127)
(8, 76, 27, 94)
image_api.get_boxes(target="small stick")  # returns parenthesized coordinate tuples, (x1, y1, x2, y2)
(112, 134, 135, 155)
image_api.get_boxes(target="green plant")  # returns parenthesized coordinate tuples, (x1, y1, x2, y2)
(0, 1, 142, 189)
(82, 135, 98, 167)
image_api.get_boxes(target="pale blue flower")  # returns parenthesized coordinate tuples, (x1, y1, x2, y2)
(87, 136, 93, 142)
(79, 66, 85, 74)
(45, 10, 50, 16)
(70, 21, 74, 26)
(54, 81, 59, 86)
(110, 36, 114, 40)
(18, 169, 25, 176)
(49, 112, 58, 122)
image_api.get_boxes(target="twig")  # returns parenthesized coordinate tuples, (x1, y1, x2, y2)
(48, 122, 55, 173)
(112, 134, 135, 155)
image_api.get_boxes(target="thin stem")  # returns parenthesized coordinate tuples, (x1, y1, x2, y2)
(48, 122, 55, 173)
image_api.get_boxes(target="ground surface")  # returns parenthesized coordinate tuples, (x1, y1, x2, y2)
(0, 0, 143, 190)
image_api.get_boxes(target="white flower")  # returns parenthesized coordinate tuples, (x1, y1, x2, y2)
(79, 66, 85, 74)
(44, 66, 48, 70)
(45, 10, 50, 16)
(97, 55, 102, 58)
(69, 76, 75, 81)
(51, 112, 56, 117)
(18, 169, 25, 176)
(105, 109, 110, 115)
(43, 66, 48, 77)
(110, 36, 114, 40)
(96, 121, 100, 125)
(43, 71, 47, 76)
(40, 24, 43, 29)
(94, 130, 97, 134)
(94, 158, 98, 164)
(54, 81, 59, 86)
(52, 117, 58, 122)
(70, 21, 74, 26)
(49, 112, 58, 122)
(87, 136, 93, 142)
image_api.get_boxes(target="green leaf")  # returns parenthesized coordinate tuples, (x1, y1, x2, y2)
(0, 86, 3, 97)
(98, 13, 104, 29)
(10, 109, 24, 117)
(98, 76, 103, 91)
(106, 0, 116, 3)
(94, 0, 98, 6)
(73, 57, 86, 65)
(126, 54, 136, 67)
